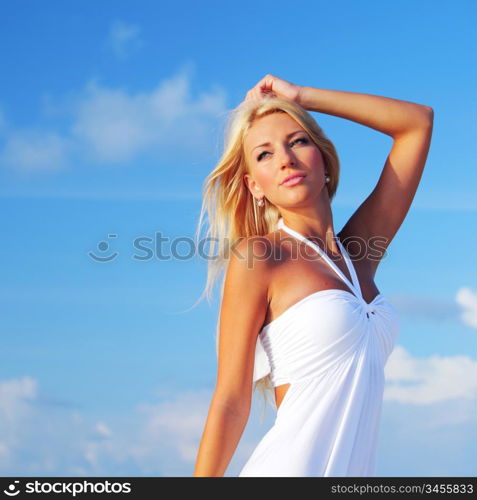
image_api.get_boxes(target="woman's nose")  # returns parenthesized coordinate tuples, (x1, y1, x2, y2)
(278, 147, 296, 167)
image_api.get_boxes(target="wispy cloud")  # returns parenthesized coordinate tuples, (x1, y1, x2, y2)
(0, 65, 227, 172)
(106, 20, 144, 59)
(71, 66, 226, 163)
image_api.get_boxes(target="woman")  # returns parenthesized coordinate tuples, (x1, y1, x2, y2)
(193, 75, 433, 477)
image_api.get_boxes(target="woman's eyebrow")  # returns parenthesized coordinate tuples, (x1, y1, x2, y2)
(252, 130, 305, 152)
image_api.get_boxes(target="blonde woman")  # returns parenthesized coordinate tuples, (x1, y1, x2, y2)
(193, 75, 433, 477)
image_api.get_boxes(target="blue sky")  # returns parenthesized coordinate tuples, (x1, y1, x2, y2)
(0, 0, 476, 477)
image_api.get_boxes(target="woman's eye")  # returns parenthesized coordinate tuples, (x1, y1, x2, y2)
(257, 151, 269, 161)
(256, 137, 309, 162)
(293, 137, 309, 145)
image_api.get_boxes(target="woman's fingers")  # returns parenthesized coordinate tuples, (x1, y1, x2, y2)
(245, 74, 278, 101)
(246, 74, 301, 103)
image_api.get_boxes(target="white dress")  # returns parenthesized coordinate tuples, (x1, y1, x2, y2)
(238, 217, 400, 477)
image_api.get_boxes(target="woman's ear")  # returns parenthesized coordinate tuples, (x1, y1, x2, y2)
(244, 173, 263, 198)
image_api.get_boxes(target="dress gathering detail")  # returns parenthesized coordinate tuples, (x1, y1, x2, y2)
(238, 217, 401, 477)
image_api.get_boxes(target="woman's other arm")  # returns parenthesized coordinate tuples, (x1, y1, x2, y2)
(193, 236, 271, 477)
(298, 84, 433, 265)
(297, 85, 432, 137)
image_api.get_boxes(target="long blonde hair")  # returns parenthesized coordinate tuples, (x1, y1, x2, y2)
(193, 95, 341, 422)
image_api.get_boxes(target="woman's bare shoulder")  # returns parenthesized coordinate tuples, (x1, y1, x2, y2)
(230, 232, 281, 272)
(220, 233, 284, 327)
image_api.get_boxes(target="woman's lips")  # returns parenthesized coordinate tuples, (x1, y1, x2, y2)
(281, 174, 306, 187)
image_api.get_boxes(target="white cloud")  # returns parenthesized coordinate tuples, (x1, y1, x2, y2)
(0, 376, 38, 424)
(456, 286, 477, 329)
(106, 20, 144, 59)
(71, 67, 226, 163)
(385, 345, 477, 405)
(0, 66, 227, 172)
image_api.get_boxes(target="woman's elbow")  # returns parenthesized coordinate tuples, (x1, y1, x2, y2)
(211, 386, 252, 418)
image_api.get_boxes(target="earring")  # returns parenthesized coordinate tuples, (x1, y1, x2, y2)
(325, 175, 330, 183)
(256, 198, 264, 207)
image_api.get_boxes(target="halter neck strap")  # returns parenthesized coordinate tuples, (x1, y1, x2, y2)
(277, 217, 363, 300)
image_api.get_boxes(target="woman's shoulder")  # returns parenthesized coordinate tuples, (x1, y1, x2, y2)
(224, 231, 288, 295)
(230, 233, 276, 273)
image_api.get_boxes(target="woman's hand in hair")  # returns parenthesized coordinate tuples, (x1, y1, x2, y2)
(245, 74, 303, 104)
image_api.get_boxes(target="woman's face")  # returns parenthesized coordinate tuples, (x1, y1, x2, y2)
(243, 112, 326, 208)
